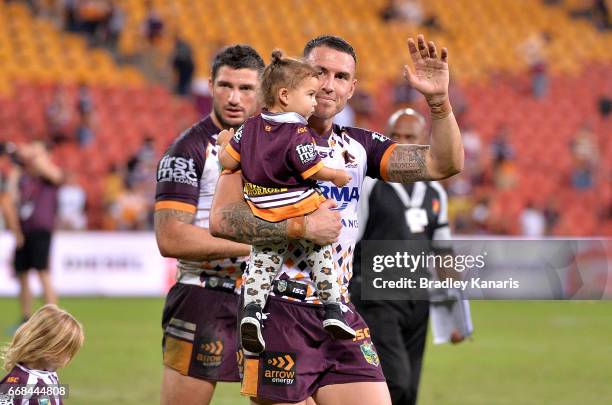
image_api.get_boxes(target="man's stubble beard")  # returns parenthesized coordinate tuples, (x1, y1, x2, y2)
(212, 105, 245, 131)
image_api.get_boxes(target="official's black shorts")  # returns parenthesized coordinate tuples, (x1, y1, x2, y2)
(14, 230, 52, 273)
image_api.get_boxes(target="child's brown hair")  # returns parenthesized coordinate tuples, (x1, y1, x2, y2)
(261, 50, 319, 108)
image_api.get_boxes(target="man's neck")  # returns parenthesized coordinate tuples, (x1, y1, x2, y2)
(308, 116, 333, 137)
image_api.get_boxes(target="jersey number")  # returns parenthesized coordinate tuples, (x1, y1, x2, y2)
(405, 208, 428, 233)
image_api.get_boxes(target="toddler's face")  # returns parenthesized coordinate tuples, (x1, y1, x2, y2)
(287, 76, 319, 120)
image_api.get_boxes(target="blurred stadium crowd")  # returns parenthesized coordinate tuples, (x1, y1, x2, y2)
(0, 0, 610, 235)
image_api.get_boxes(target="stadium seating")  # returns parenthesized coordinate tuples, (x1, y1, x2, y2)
(0, 0, 610, 235)
(113, 0, 612, 85)
(0, 2, 198, 228)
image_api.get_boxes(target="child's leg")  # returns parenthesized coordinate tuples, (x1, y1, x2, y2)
(302, 240, 356, 339)
(243, 241, 288, 307)
(241, 241, 287, 354)
(304, 242, 341, 304)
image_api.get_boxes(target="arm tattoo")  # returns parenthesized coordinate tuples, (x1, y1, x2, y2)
(154, 209, 195, 228)
(218, 201, 287, 245)
(386, 144, 432, 183)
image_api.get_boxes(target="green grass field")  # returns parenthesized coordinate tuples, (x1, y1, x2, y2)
(1, 298, 611, 405)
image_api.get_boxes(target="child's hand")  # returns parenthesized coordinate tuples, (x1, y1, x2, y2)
(333, 170, 352, 187)
(217, 128, 234, 148)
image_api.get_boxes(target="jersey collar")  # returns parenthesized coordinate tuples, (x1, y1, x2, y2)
(202, 115, 222, 142)
(261, 111, 308, 125)
(17, 363, 56, 378)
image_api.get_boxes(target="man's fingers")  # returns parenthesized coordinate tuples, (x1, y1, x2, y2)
(407, 38, 420, 64)
(417, 34, 429, 59)
(428, 41, 438, 59)
(441, 47, 449, 63)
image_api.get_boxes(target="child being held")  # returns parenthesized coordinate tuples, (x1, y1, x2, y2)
(218, 51, 355, 354)
(0, 304, 84, 405)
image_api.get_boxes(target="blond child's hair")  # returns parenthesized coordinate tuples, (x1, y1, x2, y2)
(0, 304, 84, 372)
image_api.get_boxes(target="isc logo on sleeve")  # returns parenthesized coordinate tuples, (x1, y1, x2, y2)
(157, 155, 198, 187)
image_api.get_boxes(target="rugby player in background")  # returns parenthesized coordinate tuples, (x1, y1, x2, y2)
(210, 34, 463, 405)
(351, 108, 459, 405)
(155, 45, 341, 405)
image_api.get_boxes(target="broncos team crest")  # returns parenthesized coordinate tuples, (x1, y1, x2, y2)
(360, 342, 380, 367)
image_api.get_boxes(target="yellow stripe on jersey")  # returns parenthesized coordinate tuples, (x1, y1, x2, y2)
(247, 193, 326, 222)
(301, 161, 325, 180)
(155, 200, 197, 213)
(380, 143, 398, 182)
(225, 144, 241, 162)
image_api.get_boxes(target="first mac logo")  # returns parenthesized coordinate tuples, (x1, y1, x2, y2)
(263, 352, 296, 386)
(157, 155, 198, 187)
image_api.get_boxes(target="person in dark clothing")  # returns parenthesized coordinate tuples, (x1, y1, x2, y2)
(351, 108, 459, 405)
(171, 36, 195, 96)
(9, 141, 64, 323)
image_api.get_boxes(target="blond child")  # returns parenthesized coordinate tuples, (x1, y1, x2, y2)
(0, 304, 84, 405)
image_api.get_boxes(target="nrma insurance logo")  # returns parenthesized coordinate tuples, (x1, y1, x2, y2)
(319, 185, 359, 211)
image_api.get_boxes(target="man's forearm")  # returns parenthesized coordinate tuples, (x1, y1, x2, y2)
(35, 158, 64, 185)
(212, 199, 289, 245)
(210, 171, 290, 245)
(0, 196, 21, 237)
(210, 171, 342, 246)
(428, 98, 463, 178)
(155, 209, 251, 260)
(386, 101, 463, 183)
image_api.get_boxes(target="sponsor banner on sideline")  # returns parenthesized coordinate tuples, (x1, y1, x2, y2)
(0, 232, 176, 296)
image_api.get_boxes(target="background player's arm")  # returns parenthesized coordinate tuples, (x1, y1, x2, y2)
(217, 128, 240, 170)
(209, 171, 341, 245)
(22, 145, 64, 185)
(386, 35, 463, 183)
(154, 208, 251, 260)
(218, 148, 240, 170)
(0, 191, 23, 248)
(310, 166, 352, 187)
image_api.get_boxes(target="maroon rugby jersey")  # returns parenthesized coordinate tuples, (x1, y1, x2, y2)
(0, 363, 63, 405)
(225, 111, 326, 222)
(17, 175, 59, 233)
(154, 115, 248, 283)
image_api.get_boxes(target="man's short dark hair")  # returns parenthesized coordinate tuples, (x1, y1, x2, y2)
(211, 45, 265, 81)
(303, 35, 357, 63)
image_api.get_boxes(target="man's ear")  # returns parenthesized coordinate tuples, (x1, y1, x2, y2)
(278, 87, 289, 106)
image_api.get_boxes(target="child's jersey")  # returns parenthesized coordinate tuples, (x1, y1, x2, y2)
(0, 363, 63, 405)
(226, 111, 326, 222)
(258, 123, 397, 303)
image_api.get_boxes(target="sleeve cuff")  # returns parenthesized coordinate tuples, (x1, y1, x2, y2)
(154, 200, 197, 213)
(225, 144, 241, 162)
(301, 161, 325, 179)
(380, 143, 398, 182)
